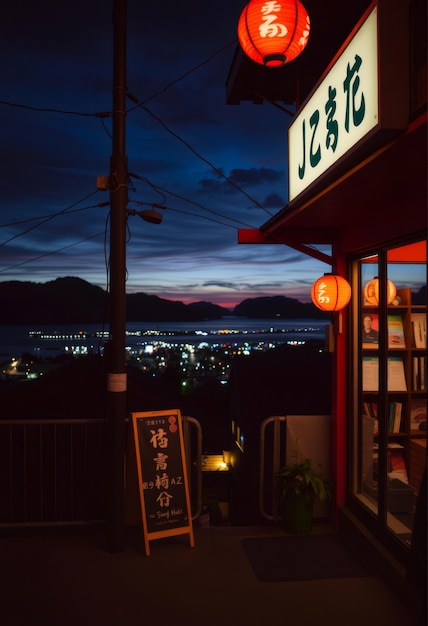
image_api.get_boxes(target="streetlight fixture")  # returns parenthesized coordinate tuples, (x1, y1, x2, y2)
(127, 207, 163, 225)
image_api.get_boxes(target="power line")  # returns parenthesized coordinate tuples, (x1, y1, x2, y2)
(0, 231, 106, 274)
(0, 36, 284, 275)
(0, 191, 101, 248)
(0, 193, 250, 275)
(129, 176, 259, 230)
(130, 201, 237, 230)
(0, 200, 108, 229)
(126, 40, 237, 111)
(132, 102, 274, 219)
(0, 100, 108, 118)
(0, 41, 237, 120)
(1, 41, 275, 225)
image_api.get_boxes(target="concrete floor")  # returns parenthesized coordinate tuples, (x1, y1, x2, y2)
(1, 523, 424, 626)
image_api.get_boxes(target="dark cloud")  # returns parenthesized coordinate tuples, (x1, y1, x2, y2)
(198, 167, 284, 199)
(263, 193, 286, 209)
(229, 168, 285, 186)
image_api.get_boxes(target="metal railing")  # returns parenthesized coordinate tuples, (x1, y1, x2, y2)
(0, 416, 202, 528)
(258, 415, 287, 522)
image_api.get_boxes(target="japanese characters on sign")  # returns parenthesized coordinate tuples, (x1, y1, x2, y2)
(133, 410, 192, 537)
(288, 6, 379, 202)
(315, 279, 330, 306)
(258, 1, 309, 48)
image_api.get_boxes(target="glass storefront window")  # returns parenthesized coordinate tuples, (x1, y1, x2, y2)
(352, 241, 427, 551)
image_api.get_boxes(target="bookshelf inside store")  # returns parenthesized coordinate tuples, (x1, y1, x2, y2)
(361, 287, 427, 500)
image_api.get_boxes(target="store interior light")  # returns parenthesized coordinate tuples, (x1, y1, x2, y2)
(363, 277, 397, 306)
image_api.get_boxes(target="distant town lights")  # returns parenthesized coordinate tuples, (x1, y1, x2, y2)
(237, 0, 310, 67)
(311, 274, 352, 312)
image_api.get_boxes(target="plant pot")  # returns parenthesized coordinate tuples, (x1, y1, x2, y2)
(282, 489, 314, 534)
(198, 512, 211, 528)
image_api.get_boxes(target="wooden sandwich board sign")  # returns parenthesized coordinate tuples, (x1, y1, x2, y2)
(131, 409, 195, 556)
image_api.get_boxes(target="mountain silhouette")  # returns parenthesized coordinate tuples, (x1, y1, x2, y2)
(234, 295, 326, 319)
(0, 277, 326, 324)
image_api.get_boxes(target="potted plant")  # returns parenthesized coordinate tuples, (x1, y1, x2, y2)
(275, 454, 331, 534)
(198, 488, 223, 527)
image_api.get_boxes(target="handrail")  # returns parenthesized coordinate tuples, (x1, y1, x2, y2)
(182, 415, 203, 520)
(259, 415, 286, 521)
(0, 415, 203, 528)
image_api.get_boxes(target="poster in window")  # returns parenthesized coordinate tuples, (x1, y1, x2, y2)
(387, 315, 406, 348)
(362, 313, 379, 348)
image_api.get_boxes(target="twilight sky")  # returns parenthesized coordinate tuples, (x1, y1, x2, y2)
(0, 0, 330, 308)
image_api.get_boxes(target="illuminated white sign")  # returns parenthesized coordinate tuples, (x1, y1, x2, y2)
(288, 6, 378, 202)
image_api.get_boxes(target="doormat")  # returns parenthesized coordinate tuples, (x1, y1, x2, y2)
(242, 534, 373, 582)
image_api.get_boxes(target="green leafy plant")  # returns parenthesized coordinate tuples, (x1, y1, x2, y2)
(276, 456, 331, 504)
(201, 488, 223, 524)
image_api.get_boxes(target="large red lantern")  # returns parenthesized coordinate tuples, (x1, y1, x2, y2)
(237, 0, 310, 67)
(311, 275, 352, 312)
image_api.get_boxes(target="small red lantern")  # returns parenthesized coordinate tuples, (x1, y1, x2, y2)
(311, 275, 352, 312)
(363, 277, 397, 306)
(237, 0, 310, 67)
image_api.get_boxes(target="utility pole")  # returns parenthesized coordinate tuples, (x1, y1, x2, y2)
(107, 0, 128, 553)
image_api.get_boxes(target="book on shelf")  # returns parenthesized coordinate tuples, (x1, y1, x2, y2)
(413, 356, 418, 391)
(412, 355, 426, 391)
(411, 312, 427, 349)
(389, 401, 403, 433)
(387, 315, 406, 349)
(362, 356, 407, 392)
(387, 447, 409, 484)
(388, 403, 395, 432)
(363, 402, 379, 435)
(362, 356, 379, 391)
(387, 356, 407, 391)
(373, 418, 379, 436)
(363, 401, 371, 418)
(372, 443, 409, 484)
(410, 398, 427, 432)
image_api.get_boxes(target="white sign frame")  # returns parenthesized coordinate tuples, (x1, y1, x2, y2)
(288, 0, 408, 204)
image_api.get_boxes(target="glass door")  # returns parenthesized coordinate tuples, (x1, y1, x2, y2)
(351, 240, 427, 551)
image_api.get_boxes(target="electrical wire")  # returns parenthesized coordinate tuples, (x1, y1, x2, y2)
(132, 103, 274, 219)
(0, 191, 101, 248)
(0, 100, 108, 118)
(0, 231, 106, 274)
(0, 37, 285, 273)
(0, 199, 248, 276)
(126, 40, 237, 112)
(1, 40, 276, 232)
(0, 200, 108, 229)
(131, 202, 237, 230)
(128, 175, 260, 230)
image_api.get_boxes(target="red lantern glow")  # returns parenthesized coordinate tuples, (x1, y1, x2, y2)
(237, 0, 310, 67)
(311, 275, 352, 312)
(363, 278, 397, 306)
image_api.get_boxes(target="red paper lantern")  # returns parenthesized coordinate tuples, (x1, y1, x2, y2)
(363, 278, 397, 306)
(237, 0, 310, 67)
(311, 275, 352, 312)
